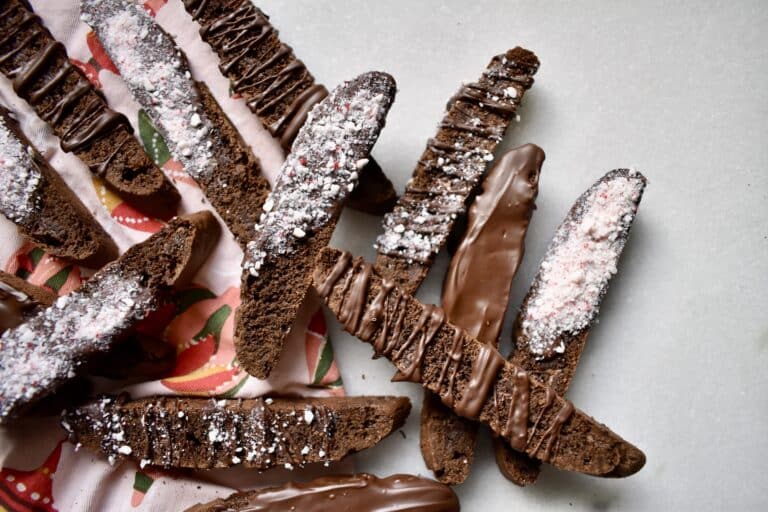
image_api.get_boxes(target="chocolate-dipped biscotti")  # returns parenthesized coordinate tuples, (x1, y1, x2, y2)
(421, 144, 544, 484)
(186, 473, 459, 512)
(0, 212, 219, 422)
(62, 394, 411, 469)
(235, 72, 396, 379)
(0, 107, 118, 267)
(0, 0, 179, 218)
(314, 248, 645, 478)
(375, 48, 539, 294)
(497, 168, 647, 485)
(81, 0, 270, 245)
(182, 0, 397, 215)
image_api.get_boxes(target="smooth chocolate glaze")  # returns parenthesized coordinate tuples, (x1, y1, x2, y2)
(442, 144, 545, 343)
(187, 473, 460, 512)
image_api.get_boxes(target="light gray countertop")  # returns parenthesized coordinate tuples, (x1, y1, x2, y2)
(261, 1, 768, 509)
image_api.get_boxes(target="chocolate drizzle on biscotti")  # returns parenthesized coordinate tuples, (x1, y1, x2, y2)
(62, 394, 411, 470)
(0, 0, 178, 218)
(374, 48, 539, 293)
(314, 248, 646, 477)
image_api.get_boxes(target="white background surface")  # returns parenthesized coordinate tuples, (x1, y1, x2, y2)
(259, 1, 768, 510)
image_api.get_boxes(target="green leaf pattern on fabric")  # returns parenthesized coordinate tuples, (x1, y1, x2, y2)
(138, 109, 171, 166)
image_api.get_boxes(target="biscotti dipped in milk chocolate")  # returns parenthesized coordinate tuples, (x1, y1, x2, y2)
(375, 48, 539, 294)
(0, 212, 219, 422)
(0, 107, 118, 267)
(62, 394, 411, 469)
(181, 0, 397, 215)
(421, 144, 544, 484)
(235, 72, 396, 379)
(0, 0, 179, 218)
(81, 0, 270, 245)
(497, 169, 647, 485)
(314, 248, 646, 478)
(186, 473, 459, 512)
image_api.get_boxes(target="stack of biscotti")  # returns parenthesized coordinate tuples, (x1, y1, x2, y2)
(80, 0, 270, 245)
(181, 0, 398, 215)
(235, 72, 396, 379)
(420, 144, 545, 484)
(63, 394, 411, 469)
(186, 473, 460, 512)
(375, 48, 539, 293)
(0, 0, 179, 218)
(0, 212, 219, 422)
(314, 248, 646, 478)
(0, 106, 118, 267)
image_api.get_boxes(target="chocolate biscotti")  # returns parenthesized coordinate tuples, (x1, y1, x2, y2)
(420, 144, 544, 484)
(235, 72, 396, 379)
(182, 0, 397, 215)
(81, 0, 270, 245)
(0, 107, 118, 267)
(0, 270, 55, 333)
(314, 248, 646, 477)
(186, 473, 459, 512)
(375, 48, 539, 294)
(0, 212, 219, 422)
(0, 0, 179, 218)
(62, 394, 411, 469)
(497, 169, 647, 485)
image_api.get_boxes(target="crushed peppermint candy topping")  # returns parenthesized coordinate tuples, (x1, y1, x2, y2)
(243, 72, 394, 276)
(81, 0, 214, 180)
(0, 272, 156, 420)
(521, 169, 646, 358)
(0, 115, 42, 224)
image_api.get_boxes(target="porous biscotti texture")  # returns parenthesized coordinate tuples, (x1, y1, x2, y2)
(314, 248, 646, 477)
(375, 48, 539, 294)
(182, 0, 397, 216)
(0, 107, 118, 267)
(0, 212, 219, 422)
(62, 394, 411, 469)
(498, 169, 647, 485)
(235, 72, 396, 379)
(0, 0, 179, 218)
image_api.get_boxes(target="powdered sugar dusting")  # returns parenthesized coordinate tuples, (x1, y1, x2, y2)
(0, 272, 156, 420)
(243, 73, 394, 276)
(0, 115, 42, 224)
(81, 0, 214, 179)
(521, 169, 646, 358)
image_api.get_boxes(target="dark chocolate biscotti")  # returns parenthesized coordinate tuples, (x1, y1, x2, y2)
(497, 169, 647, 485)
(375, 48, 539, 294)
(62, 394, 411, 469)
(0, 270, 55, 333)
(235, 72, 396, 379)
(0, 212, 219, 422)
(186, 473, 459, 512)
(81, 0, 270, 245)
(0, 0, 179, 218)
(420, 144, 544, 484)
(314, 248, 646, 478)
(0, 107, 118, 267)
(182, 0, 397, 216)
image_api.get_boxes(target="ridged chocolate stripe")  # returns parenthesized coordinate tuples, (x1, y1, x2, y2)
(314, 248, 646, 478)
(374, 48, 539, 294)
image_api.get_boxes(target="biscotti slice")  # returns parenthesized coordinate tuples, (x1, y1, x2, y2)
(0, 270, 55, 333)
(421, 144, 544, 484)
(235, 72, 396, 379)
(0, 0, 179, 218)
(0, 212, 219, 422)
(497, 169, 647, 485)
(81, 0, 270, 245)
(62, 394, 411, 469)
(375, 48, 539, 294)
(186, 473, 459, 512)
(314, 248, 646, 478)
(0, 107, 118, 267)
(182, 0, 397, 216)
